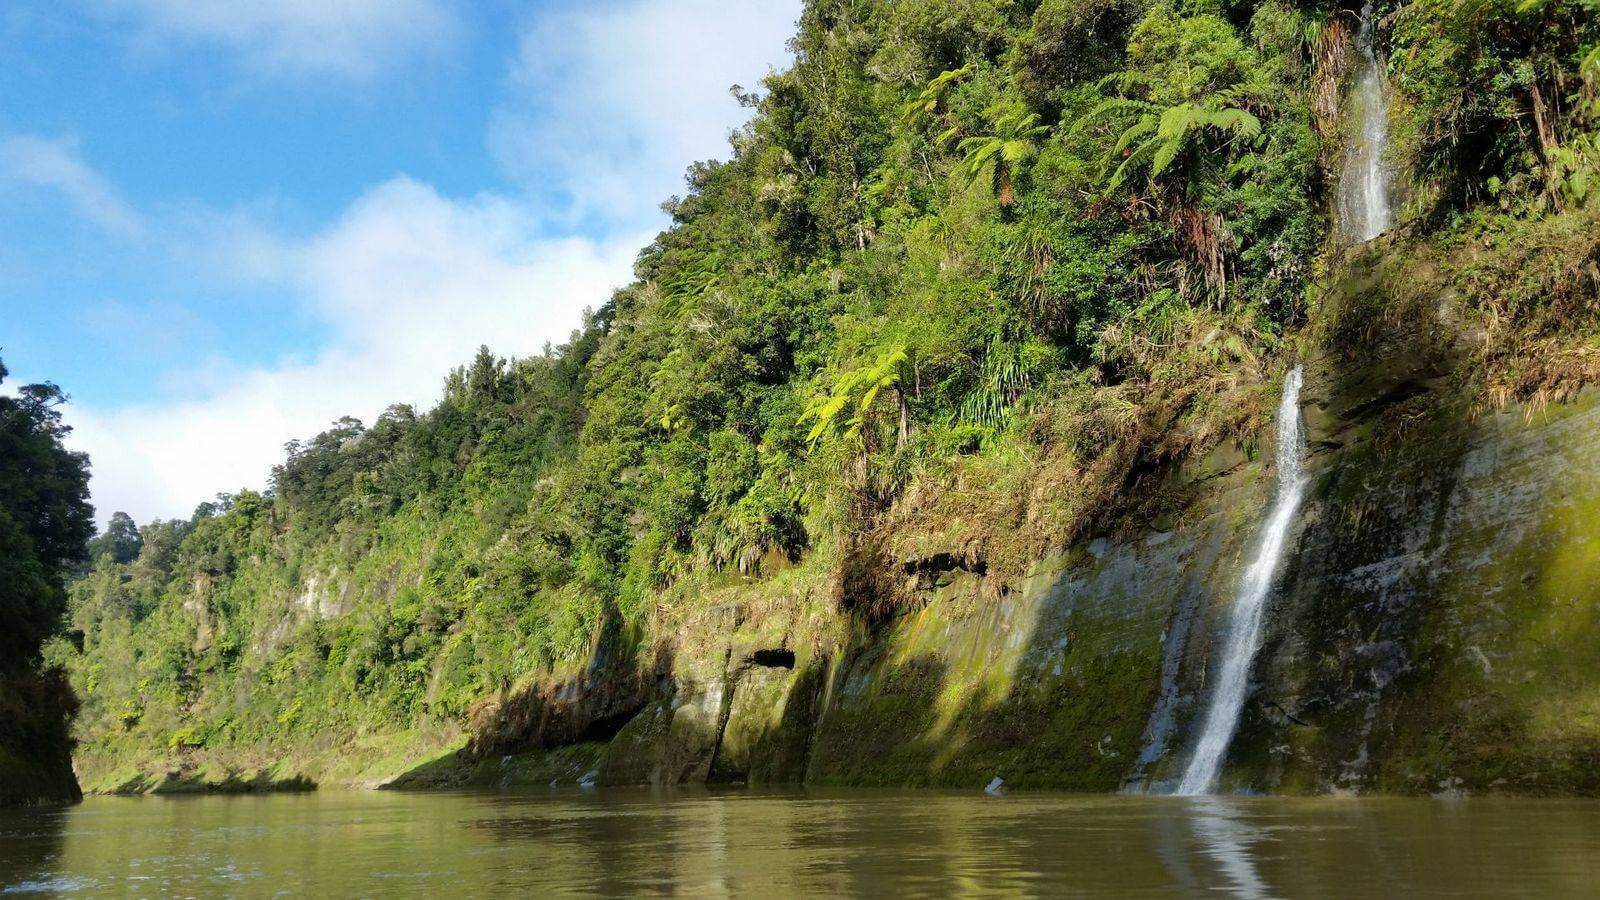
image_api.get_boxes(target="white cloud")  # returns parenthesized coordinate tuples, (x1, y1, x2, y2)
(89, 0, 458, 80)
(66, 178, 645, 523)
(490, 0, 799, 227)
(0, 135, 145, 237)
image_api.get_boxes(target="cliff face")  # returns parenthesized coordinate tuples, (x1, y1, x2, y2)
(417, 225, 1600, 798)
(1236, 243, 1600, 796)
(59, 0, 1600, 798)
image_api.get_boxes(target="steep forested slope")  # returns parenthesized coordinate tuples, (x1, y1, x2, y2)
(1, 358, 92, 805)
(63, 0, 1600, 793)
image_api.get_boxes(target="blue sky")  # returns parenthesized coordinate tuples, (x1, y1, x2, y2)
(0, 0, 799, 525)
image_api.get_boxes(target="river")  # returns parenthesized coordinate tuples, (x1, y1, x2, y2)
(3, 790, 1599, 896)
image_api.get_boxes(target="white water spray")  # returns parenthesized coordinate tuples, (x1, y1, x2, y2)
(1176, 366, 1307, 795)
(1339, 1, 1393, 243)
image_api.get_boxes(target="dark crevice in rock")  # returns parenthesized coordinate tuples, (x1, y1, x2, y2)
(792, 657, 829, 782)
(901, 552, 987, 577)
(705, 649, 740, 783)
(1338, 376, 1444, 423)
(750, 648, 796, 669)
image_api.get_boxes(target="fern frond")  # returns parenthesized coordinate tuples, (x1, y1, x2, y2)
(1107, 139, 1162, 192)
(1074, 98, 1156, 134)
(1111, 115, 1157, 156)
(1148, 136, 1184, 181)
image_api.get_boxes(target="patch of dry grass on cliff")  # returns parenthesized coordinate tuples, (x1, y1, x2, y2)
(1454, 208, 1600, 417)
(1315, 205, 1600, 423)
(873, 308, 1276, 589)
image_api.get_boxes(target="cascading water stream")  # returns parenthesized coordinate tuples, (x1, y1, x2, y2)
(1339, 0, 1394, 242)
(1175, 366, 1307, 796)
(1167, 6, 1389, 794)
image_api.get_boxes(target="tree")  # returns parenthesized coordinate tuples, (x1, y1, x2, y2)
(950, 103, 1050, 207)
(87, 511, 142, 565)
(1069, 8, 1287, 303)
(1073, 6, 1272, 199)
(901, 63, 973, 131)
(1084, 99, 1261, 194)
(0, 355, 93, 660)
(1392, 0, 1600, 208)
(803, 345, 912, 455)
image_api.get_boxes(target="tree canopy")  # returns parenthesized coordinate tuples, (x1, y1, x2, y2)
(0, 356, 93, 662)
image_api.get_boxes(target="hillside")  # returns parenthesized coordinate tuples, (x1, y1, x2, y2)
(59, 0, 1600, 795)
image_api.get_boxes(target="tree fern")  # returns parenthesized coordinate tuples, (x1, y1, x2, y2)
(1088, 101, 1261, 193)
(802, 346, 909, 450)
(902, 63, 973, 130)
(953, 105, 1050, 207)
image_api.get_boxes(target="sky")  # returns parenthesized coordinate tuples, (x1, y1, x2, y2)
(0, 0, 801, 527)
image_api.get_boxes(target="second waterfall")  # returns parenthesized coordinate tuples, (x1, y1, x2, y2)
(1339, 0, 1394, 242)
(1175, 367, 1308, 795)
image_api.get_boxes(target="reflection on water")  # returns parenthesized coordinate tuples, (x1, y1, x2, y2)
(1185, 798, 1271, 899)
(3, 789, 1599, 897)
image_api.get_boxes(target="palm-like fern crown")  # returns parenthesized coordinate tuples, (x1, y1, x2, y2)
(1086, 99, 1262, 191)
(1072, 8, 1272, 195)
(954, 109, 1049, 179)
(802, 346, 908, 448)
(901, 63, 973, 129)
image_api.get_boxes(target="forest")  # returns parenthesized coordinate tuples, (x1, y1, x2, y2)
(41, 0, 1600, 791)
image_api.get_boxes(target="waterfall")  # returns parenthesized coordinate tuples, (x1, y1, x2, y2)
(1175, 366, 1307, 796)
(1339, 1, 1393, 243)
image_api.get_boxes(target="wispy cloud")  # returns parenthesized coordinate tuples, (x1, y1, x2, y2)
(0, 135, 145, 237)
(87, 0, 459, 81)
(490, 0, 799, 228)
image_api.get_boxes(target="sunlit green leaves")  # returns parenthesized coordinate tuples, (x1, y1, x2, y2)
(802, 345, 909, 450)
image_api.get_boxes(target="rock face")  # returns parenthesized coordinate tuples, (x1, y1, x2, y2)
(1244, 374, 1600, 795)
(470, 241, 1600, 798)
(490, 376, 1599, 795)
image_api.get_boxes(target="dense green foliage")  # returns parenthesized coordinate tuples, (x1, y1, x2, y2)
(1, 356, 92, 799)
(62, 0, 1599, 778)
(1391, 0, 1600, 211)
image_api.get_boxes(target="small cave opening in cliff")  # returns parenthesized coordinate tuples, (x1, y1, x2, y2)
(579, 702, 648, 742)
(750, 648, 796, 669)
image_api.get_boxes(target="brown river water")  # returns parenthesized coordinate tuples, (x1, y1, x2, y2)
(2, 789, 1598, 897)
